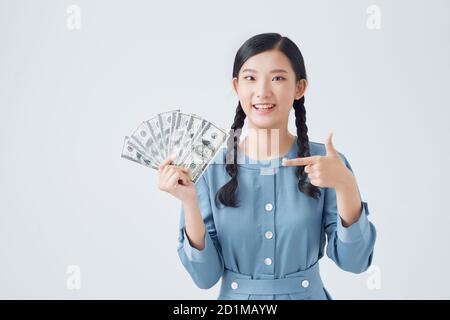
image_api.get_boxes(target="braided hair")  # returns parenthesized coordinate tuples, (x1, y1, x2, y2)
(216, 33, 321, 207)
(293, 96, 321, 199)
(215, 102, 246, 207)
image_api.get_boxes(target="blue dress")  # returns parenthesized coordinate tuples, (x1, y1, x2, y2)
(177, 140, 376, 300)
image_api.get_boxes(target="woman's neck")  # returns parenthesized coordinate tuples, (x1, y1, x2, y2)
(240, 125, 295, 161)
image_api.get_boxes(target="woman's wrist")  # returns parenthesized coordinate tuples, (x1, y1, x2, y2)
(182, 197, 199, 212)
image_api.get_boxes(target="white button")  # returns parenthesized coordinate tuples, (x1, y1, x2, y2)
(265, 231, 273, 239)
(264, 258, 272, 265)
(265, 203, 273, 212)
(231, 281, 239, 290)
(301, 280, 309, 288)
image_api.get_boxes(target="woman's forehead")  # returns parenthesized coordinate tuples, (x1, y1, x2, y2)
(240, 50, 294, 74)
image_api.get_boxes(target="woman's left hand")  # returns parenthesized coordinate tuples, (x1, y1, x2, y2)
(282, 132, 354, 189)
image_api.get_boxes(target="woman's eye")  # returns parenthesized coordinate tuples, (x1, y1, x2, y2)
(242, 75, 284, 81)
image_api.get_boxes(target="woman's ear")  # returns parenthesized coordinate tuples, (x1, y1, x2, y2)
(294, 79, 308, 100)
(232, 77, 239, 96)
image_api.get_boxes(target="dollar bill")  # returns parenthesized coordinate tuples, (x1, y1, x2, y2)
(144, 117, 167, 162)
(173, 114, 207, 166)
(177, 121, 228, 183)
(158, 109, 179, 160)
(130, 120, 164, 164)
(121, 136, 157, 169)
(123, 111, 228, 184)
(169, 111, 191, 162)
(127, 135, 159, 168)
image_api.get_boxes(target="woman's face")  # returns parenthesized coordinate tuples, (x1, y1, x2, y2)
(232, 49, 307, 130)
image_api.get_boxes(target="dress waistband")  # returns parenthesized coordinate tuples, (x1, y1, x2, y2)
(220, 262, 323, 297)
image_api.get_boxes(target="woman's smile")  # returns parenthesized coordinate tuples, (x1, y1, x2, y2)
(252, 103, 276, 114)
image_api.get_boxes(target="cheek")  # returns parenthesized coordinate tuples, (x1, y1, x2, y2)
(273, 86, 294, 100)
(237, 88, 253, 110)
(239, 86, 253, 98)
(273, 87, 295, 110)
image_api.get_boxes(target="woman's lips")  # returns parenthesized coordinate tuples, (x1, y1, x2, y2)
(253, 103, 276, 114)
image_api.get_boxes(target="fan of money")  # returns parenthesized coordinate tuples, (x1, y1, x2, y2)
(121, 109, 229, 183)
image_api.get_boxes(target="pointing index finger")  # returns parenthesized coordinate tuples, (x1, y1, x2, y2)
(282, 156, 319, 167)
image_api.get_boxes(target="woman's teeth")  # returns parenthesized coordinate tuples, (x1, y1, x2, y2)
(253, 104, 275, 109)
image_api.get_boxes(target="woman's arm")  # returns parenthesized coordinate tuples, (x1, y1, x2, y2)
(159, 156, 224, 289)
(176, 175, 225, 289)
(335, 172, 363, 227)
(322, 155, 376, 274)
(183, 199, 207, 251)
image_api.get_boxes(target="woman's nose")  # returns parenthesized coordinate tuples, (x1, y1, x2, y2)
(256, 80, 272, 98)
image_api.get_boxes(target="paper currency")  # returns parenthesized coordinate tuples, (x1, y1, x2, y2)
(173, 114, 207, 166)
(122, 110, 228, 183)
(130, 121, 163, 164)
(169, 112, 191, 162)
(121, 136, 158, 169)
(177, 121, 228, 183)
(158, 109, 179, 159)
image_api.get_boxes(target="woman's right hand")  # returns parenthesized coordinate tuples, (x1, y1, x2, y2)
(158, 155, 197, 204)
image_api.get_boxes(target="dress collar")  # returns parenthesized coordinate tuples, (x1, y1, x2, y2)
(234, 139, 298, 171)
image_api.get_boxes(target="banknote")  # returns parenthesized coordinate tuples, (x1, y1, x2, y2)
(158, 109, 179, 160)
(177, 121, 228, 183)
(169, 112, 191, 162)
(144, 117, 167, 162)
(172, 114, 207, 166)
(123, 110, 228, 183)
(127, 135, 159, 168)
(121, 136, 158, 169)
(130, 121, 164, 164)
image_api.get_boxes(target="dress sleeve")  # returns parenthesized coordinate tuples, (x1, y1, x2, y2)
(177, 174, 225, 289)
(323, 152, 377, 274)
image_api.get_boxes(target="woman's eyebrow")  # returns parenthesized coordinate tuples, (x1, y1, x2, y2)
(241, 68, 288, 73)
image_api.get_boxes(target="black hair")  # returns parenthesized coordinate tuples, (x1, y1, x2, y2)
(216, 33, 321, 207)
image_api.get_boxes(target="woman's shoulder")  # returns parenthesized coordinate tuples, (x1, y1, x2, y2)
(199, 147, 227, 179)
(308, 140, 327, 156)
(210, 146, 228, 165)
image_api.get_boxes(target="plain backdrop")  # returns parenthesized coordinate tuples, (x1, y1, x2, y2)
(1, 0, 450, 299)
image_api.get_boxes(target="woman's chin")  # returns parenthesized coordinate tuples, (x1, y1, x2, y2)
(248, 117, 281, 130)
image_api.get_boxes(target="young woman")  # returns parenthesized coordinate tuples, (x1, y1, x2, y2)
(159, 33, 376, 300)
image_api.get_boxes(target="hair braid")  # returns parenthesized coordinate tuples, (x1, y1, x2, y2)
(215, 102, 246, 207)
(293, 97, 321, 199)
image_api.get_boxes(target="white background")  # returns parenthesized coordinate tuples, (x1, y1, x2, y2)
(1, 0, 449, 299)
